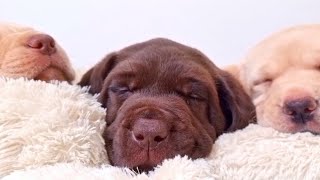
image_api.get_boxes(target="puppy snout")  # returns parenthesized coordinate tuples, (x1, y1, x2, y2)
(283, 97, 318, 123)
(132, 118, 169, 149)
(27, 34, 56, 55)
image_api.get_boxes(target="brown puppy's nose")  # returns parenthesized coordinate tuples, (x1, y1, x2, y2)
(132, 118, 169, 149)
(283, 97, 318, 123)
(27, 34, 56, 55)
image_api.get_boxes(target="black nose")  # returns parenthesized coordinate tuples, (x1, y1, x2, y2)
(27, 34, 56, 55)
(132, 118, 169, 149)
(283, 97, 318, 123)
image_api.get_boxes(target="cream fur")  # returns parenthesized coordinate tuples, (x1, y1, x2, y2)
(0, 22, 75, 82)
(1, 78, 320, 179)
(227, 24, 320, 133)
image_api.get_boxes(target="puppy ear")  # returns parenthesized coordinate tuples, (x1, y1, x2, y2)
(78, 53, 117, 94)
(223, 64, 248, 93)
(215, 70, 256, 132)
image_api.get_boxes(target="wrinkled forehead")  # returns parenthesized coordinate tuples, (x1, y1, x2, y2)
(111, 53, 214, 84)
(244, 42, 320, 81)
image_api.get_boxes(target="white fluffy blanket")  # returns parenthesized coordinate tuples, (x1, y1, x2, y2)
(1, 78, 320, 180)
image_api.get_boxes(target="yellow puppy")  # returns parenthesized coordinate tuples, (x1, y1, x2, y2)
(0, 23, 75, 82)
(226, 24, 320, 134)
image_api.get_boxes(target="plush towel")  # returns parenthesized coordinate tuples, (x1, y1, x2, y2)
(1, 78, 319, 179)
(0, 78, 107, 178)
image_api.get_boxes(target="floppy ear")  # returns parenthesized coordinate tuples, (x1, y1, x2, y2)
(78, 53, 117, 94)
(223, 64, 249, 94)
(215, 70, 256, 132)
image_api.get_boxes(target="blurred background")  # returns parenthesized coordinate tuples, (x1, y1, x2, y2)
(1, 0, 319, 68)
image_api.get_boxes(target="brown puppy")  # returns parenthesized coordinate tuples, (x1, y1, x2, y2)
(0, 23, 75, 82)
(226, 24, 320, 134)
(79, 38, 255, 171)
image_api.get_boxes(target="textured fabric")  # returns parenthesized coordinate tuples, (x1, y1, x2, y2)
(209, 124, 320, 180)
(1, 78, 320, 179)
(0, 78, 107, 178)
(5, 124, 320, 180)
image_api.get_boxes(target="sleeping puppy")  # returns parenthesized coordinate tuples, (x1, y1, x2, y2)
(0, 22, 75, 82)
(79, 38, 255, 171)
(226, 24, 320, 134)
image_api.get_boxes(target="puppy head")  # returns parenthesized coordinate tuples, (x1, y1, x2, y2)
(0, 23, 75, 82)
(79, 38, 255, 171)
(239, 24, 320, 133)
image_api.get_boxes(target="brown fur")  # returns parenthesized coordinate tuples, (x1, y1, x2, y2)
(79, 38, 255, 171)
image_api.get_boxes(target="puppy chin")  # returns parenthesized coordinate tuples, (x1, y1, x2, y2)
(305, 120, 320, 134)
(257, 111, 299, 133)
(258, 112, 320, 134)
(35, 67, 67, 82)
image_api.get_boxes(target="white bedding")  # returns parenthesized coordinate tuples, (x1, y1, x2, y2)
(1, 78, 319, 180)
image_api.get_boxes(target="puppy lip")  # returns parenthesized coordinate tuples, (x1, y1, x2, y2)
(35, 62, 74, 82)
(30, 52, 75, 81)
(132, 161, 158, 172)
(134, 165, 154, 173)
(35, 66, 67, 81)
(113, 126, 180, 169)
(131, 151, 166, 172)
(115, 145, 162, 172)
(273, 119, 320, 133)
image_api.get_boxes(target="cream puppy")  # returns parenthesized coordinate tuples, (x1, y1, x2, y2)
(226, 24, 320, 133)
(0, 23, 75, 82)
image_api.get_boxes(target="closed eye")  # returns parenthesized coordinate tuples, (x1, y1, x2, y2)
(176, 91, 206, 102)
(253, 78, 273, 86)
(188, 93, 206, 101)
(109, 86, 132, 94)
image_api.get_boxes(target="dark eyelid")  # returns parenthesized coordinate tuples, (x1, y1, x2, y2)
(109, 71, 136, 90)
(109, 86, 130, 93)
(189, 93, 206, 100)
(185, 77, 202, 84)
(112, 71, 136, 79)
(180, 79, 208, 100)
(191, 82, 208, 99)
(177, 91, 206, 101)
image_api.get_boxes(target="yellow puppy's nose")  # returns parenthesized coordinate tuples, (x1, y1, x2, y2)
(27, 34, 56, 55)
